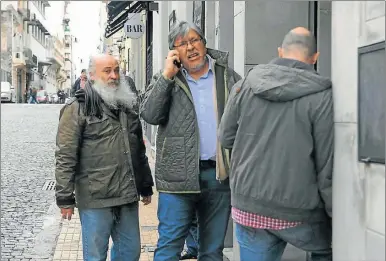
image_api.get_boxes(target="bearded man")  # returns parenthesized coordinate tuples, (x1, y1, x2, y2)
(55, 54, 154, 261)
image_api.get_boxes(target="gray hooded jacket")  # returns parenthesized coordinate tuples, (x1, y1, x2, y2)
(219, 58, 333, 222)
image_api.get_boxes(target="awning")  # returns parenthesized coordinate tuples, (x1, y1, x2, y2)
(105, 1, 148, 38)
(38, 61, 52, 67)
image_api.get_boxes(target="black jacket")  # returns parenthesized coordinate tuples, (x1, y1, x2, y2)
(71, 78, 81, 96)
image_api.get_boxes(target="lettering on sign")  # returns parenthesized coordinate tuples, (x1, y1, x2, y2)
(124, 13, 145, 39)
(126, 24, 143, 33)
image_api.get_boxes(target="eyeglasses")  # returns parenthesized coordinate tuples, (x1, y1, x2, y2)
(173, 38, 202, 48)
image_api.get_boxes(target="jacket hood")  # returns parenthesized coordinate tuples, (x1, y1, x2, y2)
(247, 58, 332, 102)
(207, 48, 229, 66)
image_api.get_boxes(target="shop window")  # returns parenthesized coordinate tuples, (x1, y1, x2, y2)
(193, 1, 205, 34)
(169, 10, 176, 31)
(358, 41, 385, 164)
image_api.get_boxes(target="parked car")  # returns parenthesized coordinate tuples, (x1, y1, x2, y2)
(36, 90, 49, 104)
(1, 82, 16, 103)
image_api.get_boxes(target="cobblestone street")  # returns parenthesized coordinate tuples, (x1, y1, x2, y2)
(1, 104, 64, 260)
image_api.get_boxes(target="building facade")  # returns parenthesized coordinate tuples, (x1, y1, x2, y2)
(28, 0, 52, 94)
(152, 1, 385, 261)
(46, 35, 66, 92)
(1, 0, 70, 102)
(63, 1, 73, 93)
(1, 1, 28, 103)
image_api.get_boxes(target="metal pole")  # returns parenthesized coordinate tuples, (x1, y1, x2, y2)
(70, 35, 73, 93)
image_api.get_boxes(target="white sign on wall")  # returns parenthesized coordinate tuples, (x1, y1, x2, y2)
(124, 13, 145, 39)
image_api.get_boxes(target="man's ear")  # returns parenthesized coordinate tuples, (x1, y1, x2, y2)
(311, 52, 320, 64)
(89, 72, 95, 81)
(278, 47, 284, 58)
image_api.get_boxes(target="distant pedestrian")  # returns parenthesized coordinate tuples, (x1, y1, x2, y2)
(55, 54, 154, 261)
(71, 69, 87, 96)
(28, 88, 38, 104)
(57, 89, 65, 104)
(140, 21, 241, 261)
(218, 27, 333, 261)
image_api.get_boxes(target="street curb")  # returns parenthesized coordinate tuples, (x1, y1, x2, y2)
(29, 202, 63, 259)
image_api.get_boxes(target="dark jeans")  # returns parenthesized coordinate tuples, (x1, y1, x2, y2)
(185, 214, 199, 256)
(235, 219, 332, 261)
(154, 168, 231, 261)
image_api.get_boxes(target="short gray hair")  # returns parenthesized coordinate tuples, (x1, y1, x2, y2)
(88, 54, 116, 74)
(168, 21, 206, 50)
(281, 31, 317, 57)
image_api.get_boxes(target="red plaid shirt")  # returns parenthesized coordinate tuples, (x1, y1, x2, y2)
(232, 207, 302, 230)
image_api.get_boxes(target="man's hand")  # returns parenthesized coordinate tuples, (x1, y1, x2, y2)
(163, 50, 181, 79)
(60, 207, 74, 221)
(141, 196, 152, 205)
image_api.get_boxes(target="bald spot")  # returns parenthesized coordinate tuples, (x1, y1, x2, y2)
(93, 54, 119, 71)
(281, 27, 317, 57)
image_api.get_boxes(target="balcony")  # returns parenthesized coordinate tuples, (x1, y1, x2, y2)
(47, 56, 64, 68)
(23, 48, 37, 68)
(13, 52, 26, 67)
(56, 69, 67, 83)
(17, 8, 30, 21)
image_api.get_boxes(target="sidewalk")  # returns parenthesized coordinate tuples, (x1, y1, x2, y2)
(52, 194, 160, 261)
(52, 140, 197, 261)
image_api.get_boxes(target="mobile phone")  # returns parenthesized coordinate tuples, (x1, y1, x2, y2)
(173, 60, 182, 68)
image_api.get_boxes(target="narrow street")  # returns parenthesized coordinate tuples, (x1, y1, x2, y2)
(1, 104, 63, 260)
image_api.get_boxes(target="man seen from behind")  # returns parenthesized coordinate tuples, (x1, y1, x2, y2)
(219, 27, 333, 261)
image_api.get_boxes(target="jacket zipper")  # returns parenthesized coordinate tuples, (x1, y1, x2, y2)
(119, 111, 139, 200)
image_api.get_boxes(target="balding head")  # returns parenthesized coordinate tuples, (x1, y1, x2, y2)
(84, 53, 137, 111)
(278, 27, 319, 64)
(88, 54, 120, 87)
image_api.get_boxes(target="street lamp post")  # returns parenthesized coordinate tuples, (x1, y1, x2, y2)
(69, 35, 77, 96)
(70, 36, 73, 88)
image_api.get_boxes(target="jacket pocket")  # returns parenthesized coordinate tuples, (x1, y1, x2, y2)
(160, 137, 186, 182)
(88, 165, 121, 199)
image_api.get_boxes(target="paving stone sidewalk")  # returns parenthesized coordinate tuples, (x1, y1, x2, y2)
(53, 194, 161, 261)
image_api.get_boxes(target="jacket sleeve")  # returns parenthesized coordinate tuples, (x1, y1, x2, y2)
(312, 89, 334, 218)
(218, 79, 243, 149)
(140, 72, 175, 125)
(55, 101, 83, 208)
(71, 79, 80, 96)
(136, 119, 154, 197)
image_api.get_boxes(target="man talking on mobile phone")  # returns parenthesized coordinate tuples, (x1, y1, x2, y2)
(140, 21, 241, 261)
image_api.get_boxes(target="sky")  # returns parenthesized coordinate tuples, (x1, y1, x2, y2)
(67, 1, 101, 74)
(46, 1, 102, 76)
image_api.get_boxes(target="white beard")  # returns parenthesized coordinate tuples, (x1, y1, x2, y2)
(92, 76, 137, 110)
